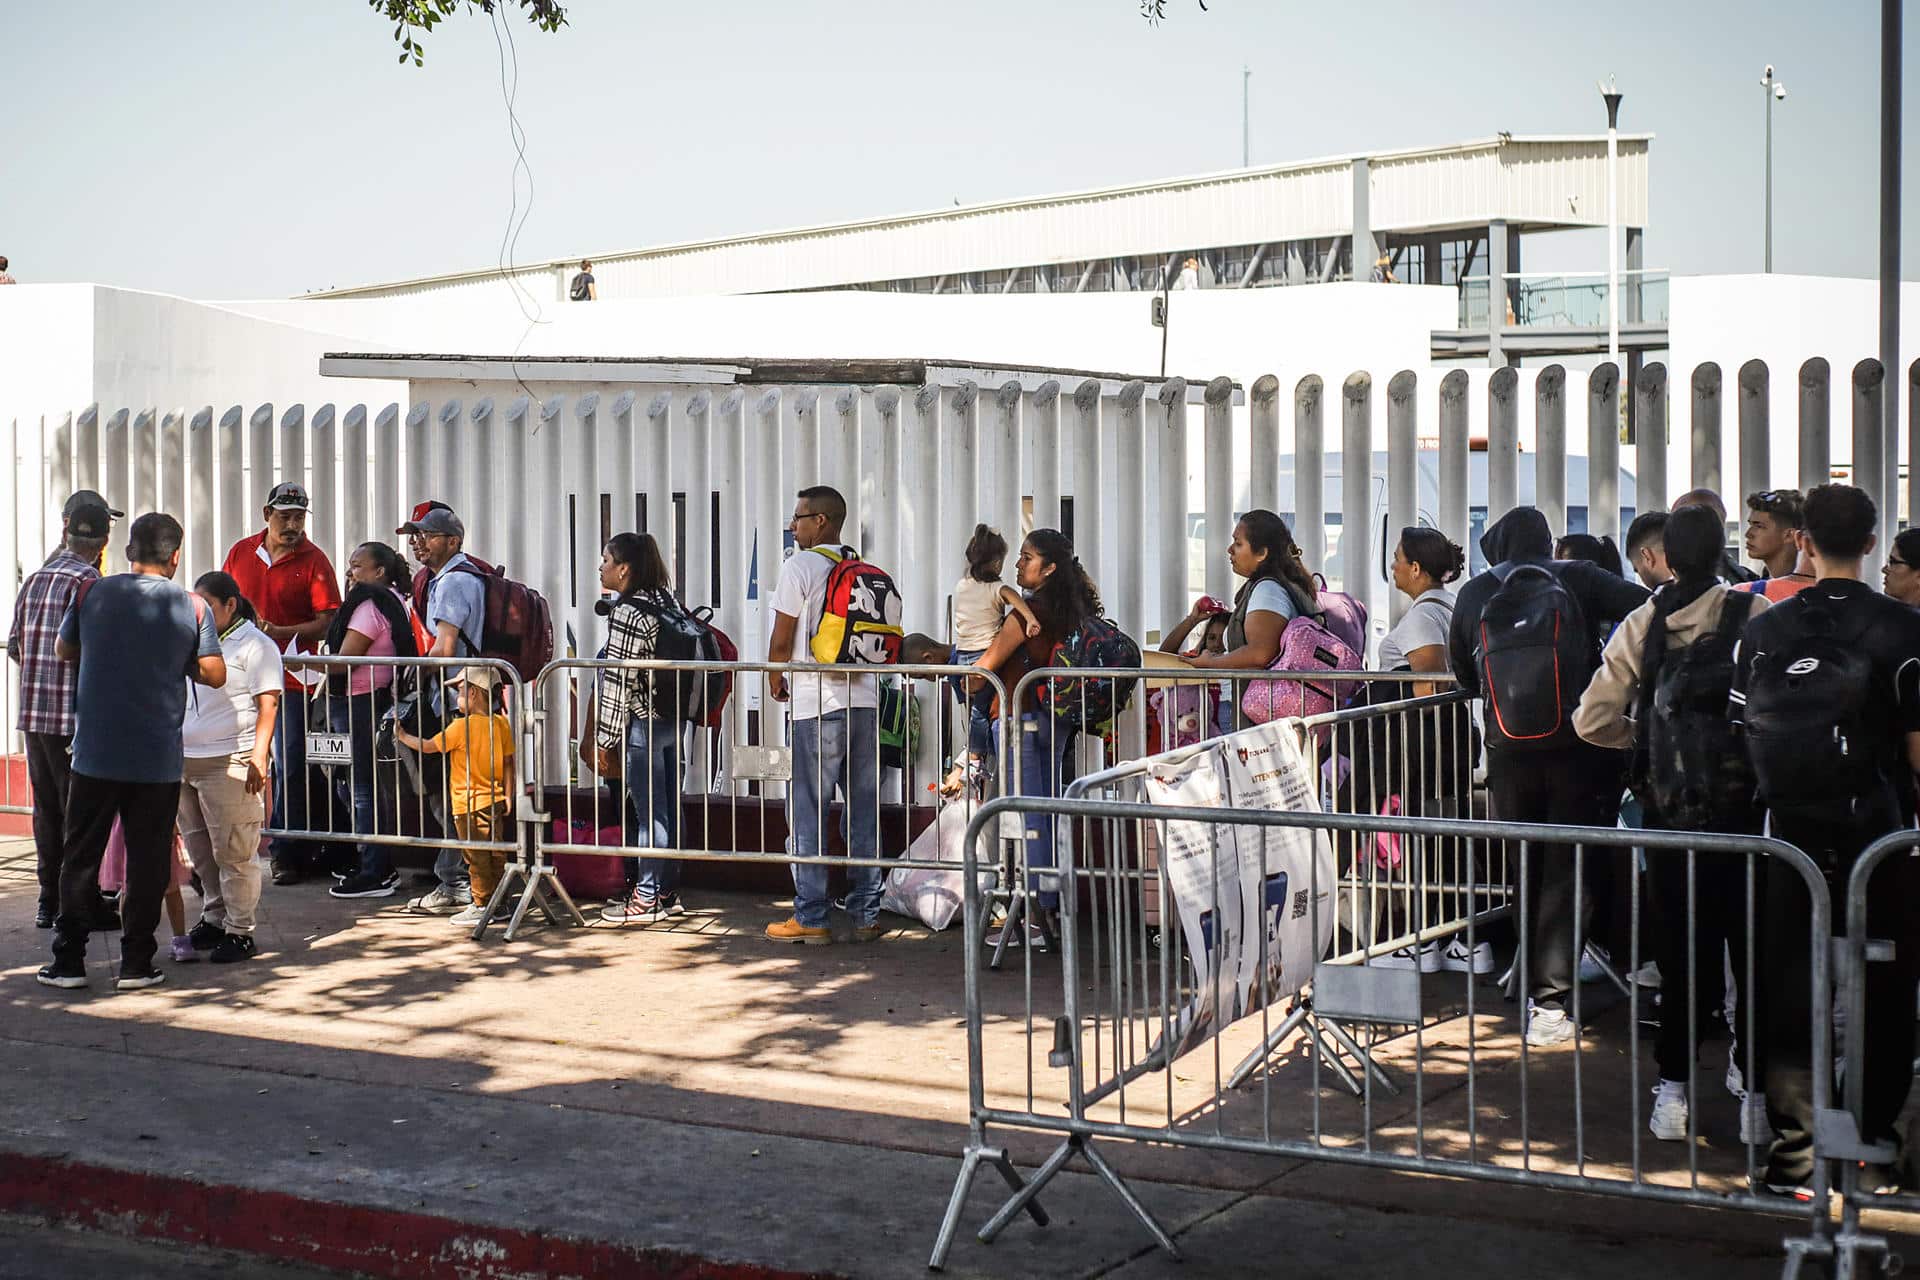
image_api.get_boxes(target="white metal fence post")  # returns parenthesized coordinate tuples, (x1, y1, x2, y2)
(1204, 375, 1236, 604)
(1535, 366, 1567, 537)
(1295, 375, 1325, 575)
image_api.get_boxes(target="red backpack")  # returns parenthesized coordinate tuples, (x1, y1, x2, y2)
(807, 546, 904, 665)
(448, 561, 553, 684)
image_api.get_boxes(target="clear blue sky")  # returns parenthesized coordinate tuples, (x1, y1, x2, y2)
(3, 0, 1916, 298)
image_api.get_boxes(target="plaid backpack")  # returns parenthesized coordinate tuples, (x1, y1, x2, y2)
(1036, 616, 1141, 731)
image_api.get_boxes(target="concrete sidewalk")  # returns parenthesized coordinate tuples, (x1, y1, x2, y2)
(0, 838, 1905, 1277)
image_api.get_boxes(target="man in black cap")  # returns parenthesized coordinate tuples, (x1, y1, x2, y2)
(222, 481, 343, 884)
(7, 492, 120, 928)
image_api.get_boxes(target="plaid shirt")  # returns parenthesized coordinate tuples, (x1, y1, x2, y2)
(595, 591, 673, 751)
(7, 548, 99, 736)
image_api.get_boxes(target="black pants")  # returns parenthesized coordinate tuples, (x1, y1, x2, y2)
(1758, 815, 1920, 1183)
(24, 732, 72, 912)
(52, 771, 181, 971)
(1488, 746, 1624, 1006)
(1642, 805, 1763, 1085)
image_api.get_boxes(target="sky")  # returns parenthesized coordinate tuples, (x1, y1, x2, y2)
(3, 0, 1918, 299)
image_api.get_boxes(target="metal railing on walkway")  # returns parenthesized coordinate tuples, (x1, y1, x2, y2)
(928, 793, 1836, 1274)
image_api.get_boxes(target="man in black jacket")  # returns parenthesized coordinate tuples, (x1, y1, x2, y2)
(1449, 507, 1649, 1047)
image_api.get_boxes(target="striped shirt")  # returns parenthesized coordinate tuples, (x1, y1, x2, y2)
(6, 548, 99, 735)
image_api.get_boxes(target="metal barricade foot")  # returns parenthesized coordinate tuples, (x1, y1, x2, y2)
(470, 871, 521, 942)
(929, 1145, 1049, 1270)
(978, 1138, 1076, 1243)
(1080, 1136, 1180, 1259)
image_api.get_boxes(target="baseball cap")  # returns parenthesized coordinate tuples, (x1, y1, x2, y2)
(266, 482, 310, 512)
(398, 508, 464, 538)
(448, 665, 503, 692)
(64, 502, 113, 540)
(396, 499, 453, 534)
(63, 489, 123, 520)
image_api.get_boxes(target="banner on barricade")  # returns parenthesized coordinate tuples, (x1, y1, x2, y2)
(1140, 720, 1335, 1061)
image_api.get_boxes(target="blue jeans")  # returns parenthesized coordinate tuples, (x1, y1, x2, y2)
(331, 689, 394, 880)
(947, 647, 996, 766)
(270, 688, 320, 867)
(623, 718, 683, 902)
(1011, 712, 1075, 909)
(789, 709, 882, 927)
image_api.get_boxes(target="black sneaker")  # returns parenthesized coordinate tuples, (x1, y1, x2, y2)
(330, 870, 399, 899)
(34, 904, 55, 930)
(209, 933, 257, 965)
(115, 965, 165, 992)
(188, 920, 226, 951)
(36, 960, 87, 990)
(270, 861, 303, 887)
(1751, 1171, 1824, 1204)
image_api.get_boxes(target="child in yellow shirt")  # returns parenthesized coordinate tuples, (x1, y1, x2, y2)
(396, 666, 515, 925)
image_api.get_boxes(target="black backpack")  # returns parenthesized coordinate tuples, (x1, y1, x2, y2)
(1742, 599, 1894, 827)
(609, 594, 728, 727)
(569, 271, 592, 301)
(1635, 591, 1757, 828)
(1473, 562, 1592, 752)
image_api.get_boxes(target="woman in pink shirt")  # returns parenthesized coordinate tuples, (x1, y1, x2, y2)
(323, 542, 421, 898)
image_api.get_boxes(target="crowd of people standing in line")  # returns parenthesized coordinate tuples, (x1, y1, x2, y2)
(12, 470, 1920, 1200)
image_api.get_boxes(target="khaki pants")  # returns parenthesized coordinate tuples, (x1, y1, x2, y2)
(453, 803, 512, 906)
(178, 753, 267, 935)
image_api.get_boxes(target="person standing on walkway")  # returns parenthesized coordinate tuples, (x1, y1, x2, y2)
(394, 666, 515, 929)
(1880, 528, 1920, 608)
(39, 513, 225, 992)
(325, 542, 421, 900)
(0, 255, 15, 285)
(1730, 482, 1920, 1199)
(764, 486, 885, 945)
(175, 573, 280, 964)
(1575, 504, 1773, 1146)
(7, 492, 116, 930)
(594, 533, 690, 926)
(1448, 506, 1648, 1048)
(396, 504, 488, 914)
(403, 501, 494, 622)
(221, 482, 341, 886)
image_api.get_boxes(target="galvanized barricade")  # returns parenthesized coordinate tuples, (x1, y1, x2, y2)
(264, 654, 540, 940)
(528, 659, 1014, 942)
(1824, 829, 1920, 1278)
(993, 668, 1474, 973)
(929, 794, 1834, 1273)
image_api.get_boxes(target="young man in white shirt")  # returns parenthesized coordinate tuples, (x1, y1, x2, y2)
(764, 485, 884, 944)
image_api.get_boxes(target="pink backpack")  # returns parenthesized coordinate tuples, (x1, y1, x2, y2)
(1240, 613, 1362, 724)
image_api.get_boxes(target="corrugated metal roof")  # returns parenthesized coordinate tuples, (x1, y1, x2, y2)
(308, 134, 1652, 302)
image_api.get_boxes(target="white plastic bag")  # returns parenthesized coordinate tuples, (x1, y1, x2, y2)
(881, 802, 995, 931)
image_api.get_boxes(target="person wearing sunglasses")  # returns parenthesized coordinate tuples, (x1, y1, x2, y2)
(1882, 529, 1920, 607)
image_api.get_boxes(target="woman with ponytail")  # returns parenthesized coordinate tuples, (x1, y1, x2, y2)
(1573, 502, 1772, 1145)
(1185, 510, 1319, 672)
(323, 542, 420, 899)
(969, 528, 1106, 947)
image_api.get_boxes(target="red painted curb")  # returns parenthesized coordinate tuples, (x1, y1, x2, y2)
(0, 1150, 836, 1280)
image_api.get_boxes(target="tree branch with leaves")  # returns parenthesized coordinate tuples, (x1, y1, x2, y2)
(372, 0, 567, 66)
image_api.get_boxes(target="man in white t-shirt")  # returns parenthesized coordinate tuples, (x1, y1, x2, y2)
(764, 485, 883, 945)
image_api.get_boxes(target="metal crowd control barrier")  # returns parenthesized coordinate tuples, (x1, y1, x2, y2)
(263, 654, 541, 940)
(1825, 829, 1920, 1278)
(994, 668, 1472, 972)
(929, 795, 1835, 1273)
(528, 659, 1013, 940)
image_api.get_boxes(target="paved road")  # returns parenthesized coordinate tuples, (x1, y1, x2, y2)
(0, 1215, 357, 1280)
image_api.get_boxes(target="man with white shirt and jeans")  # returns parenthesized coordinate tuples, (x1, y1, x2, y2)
(396, 505, 489, 915)
(764, 486, 885, 945)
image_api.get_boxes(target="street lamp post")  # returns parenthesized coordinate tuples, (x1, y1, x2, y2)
(1762, 65, 1787, 272)
(1242, 66, 1251, 167)
(1599, 77, 1623, 369)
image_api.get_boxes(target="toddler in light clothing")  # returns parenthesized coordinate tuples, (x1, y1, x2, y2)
(941, 525, 1040, 797)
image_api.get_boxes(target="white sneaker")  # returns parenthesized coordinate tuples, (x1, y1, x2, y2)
(1436, 938, 1495, 974)
(408, 886, 463, 916)
(601, 893, 669, 926)
(1371, 944, 1439, 972)
(1629, 960, 1662, 989)
(449, 903, 488, 927)
(1577, 943, 1612, 984)
(1649, 1080, 1689, 1141)
(1740, 1090, 1776, 1145)
(1525, 1001, 1576, 1047)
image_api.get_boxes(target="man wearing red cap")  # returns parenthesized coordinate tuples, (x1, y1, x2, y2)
(221, 482, 342, 885)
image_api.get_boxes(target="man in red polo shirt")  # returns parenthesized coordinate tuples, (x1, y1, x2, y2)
(222, 481, 342, 884)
